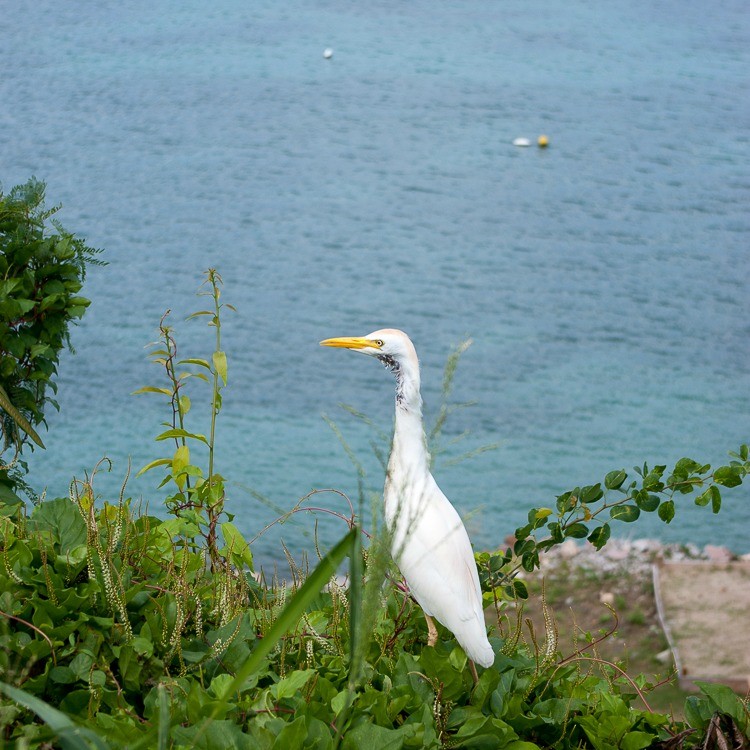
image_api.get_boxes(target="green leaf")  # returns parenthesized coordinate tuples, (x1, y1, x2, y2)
(221, 522, 254, 570)
(695, 681, 748, 728)
(136, 457, 172, 476)
(172, 444, 190, 475)
(620, 731, 657, 750)
(155, 428, 208, 445)
(634, 491, 660, 512)
(581, 484, 603, 503)
(564, 522, 589, 538)
(178, 357, 212, 369)
(694, 487, 711, 506)
(185, 310, 213, 320)
(132, 386, 173, 396)
(684, 695, 712, 730)
(588, 523, 611, 550)
(512, 579, 528, 600)
(271, 669, 316, 700)
(710, 486, 721, 514)
(178, 394, 191, 416)
(713, 466, 742, 488)
(49, 666, 77, 684)
(605, 470, 627, 490)
(610, 504, 640, 522)
(658, 500, 675, 524)
(213, 350, 228, 385)
(341, 721, 405, 750)
(28, 497, 87, 553)
(547, 522, 564, 543)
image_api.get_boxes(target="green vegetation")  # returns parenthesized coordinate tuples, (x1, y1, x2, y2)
(0, 178, 103, 504)
(1, 181, 748, 748)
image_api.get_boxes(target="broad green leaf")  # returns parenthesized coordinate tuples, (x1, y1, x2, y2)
(28, 497, 87, 553)
(564, 522, 589, 538)
(714, 466, 742, 488)
(331, 690, 349, 716)
(605, 470, 627, 490)
(658, 500, 675, 524)
(683, 695, 712, 730)
(341, 721, 405, 750)
(694, 487, 711, 506)
(512, 579, 528, 599)
(213, 350, 228, 385)
(178, 394, 191, 416)
(695, 681, 749, 728)
(610, 504, 640, 523)
(221, 522, 254, 570)
(620, 731, 655, 750)
(634, 491, 659, 512)
(172, 444, 190, 474)
(270, 669, 315, 700)
(272, 717, 308, 749)
(588, 523, 610, 550)
(711, 485, 721, 514)
(581, 484, 603, 503)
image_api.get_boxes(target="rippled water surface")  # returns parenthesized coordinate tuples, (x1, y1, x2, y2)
(2, 0, 748, 565)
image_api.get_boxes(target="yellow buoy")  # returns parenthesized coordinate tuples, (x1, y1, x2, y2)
(538, 135, 549, 148)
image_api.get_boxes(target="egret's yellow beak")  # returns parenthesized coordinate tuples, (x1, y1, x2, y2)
(320, 336, 380, 350)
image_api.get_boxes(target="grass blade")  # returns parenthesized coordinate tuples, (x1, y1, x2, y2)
(0, 680, 108, 750)
(190, 528, 358, 745)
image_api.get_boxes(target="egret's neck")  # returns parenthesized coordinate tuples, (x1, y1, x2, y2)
(383, 355, 429, 477)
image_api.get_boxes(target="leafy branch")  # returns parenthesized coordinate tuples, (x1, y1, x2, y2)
(134, 269, 237, 570)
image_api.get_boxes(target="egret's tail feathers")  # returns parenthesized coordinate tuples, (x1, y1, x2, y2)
(463, 636, 495, 669)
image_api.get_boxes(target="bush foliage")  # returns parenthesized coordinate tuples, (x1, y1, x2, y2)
(0, 212, 748, 748)
(0, 178, 103, 504)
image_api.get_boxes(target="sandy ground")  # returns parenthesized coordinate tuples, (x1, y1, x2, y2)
(655, 560, 750, 690)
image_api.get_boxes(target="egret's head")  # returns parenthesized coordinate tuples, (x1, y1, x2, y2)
(320, 328, 416, 363)
(321, 329, 422, 408)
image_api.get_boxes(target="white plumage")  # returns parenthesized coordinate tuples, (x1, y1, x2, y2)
(321, 328, 494, 669)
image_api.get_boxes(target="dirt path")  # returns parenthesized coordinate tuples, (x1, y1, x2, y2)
(655, 560, 750, 691)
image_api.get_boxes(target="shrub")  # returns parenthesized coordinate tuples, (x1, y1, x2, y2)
(0, 178, 103, 503)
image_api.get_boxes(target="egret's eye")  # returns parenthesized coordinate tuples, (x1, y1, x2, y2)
(374, 339, 384, 348)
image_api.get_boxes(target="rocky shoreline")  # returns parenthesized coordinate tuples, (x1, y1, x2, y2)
(534, 536, 749, 578)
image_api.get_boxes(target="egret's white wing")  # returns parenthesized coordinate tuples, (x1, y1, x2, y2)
(390, 475, 485, 627)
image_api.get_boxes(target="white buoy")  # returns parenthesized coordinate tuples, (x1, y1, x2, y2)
(323, 48, 333, 59)
(513, 137, 531, 147)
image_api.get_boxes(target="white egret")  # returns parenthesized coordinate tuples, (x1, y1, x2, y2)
(320, 329, 495, 671)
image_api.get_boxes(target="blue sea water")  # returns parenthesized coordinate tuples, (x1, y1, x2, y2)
(2, 0, 748, 567)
